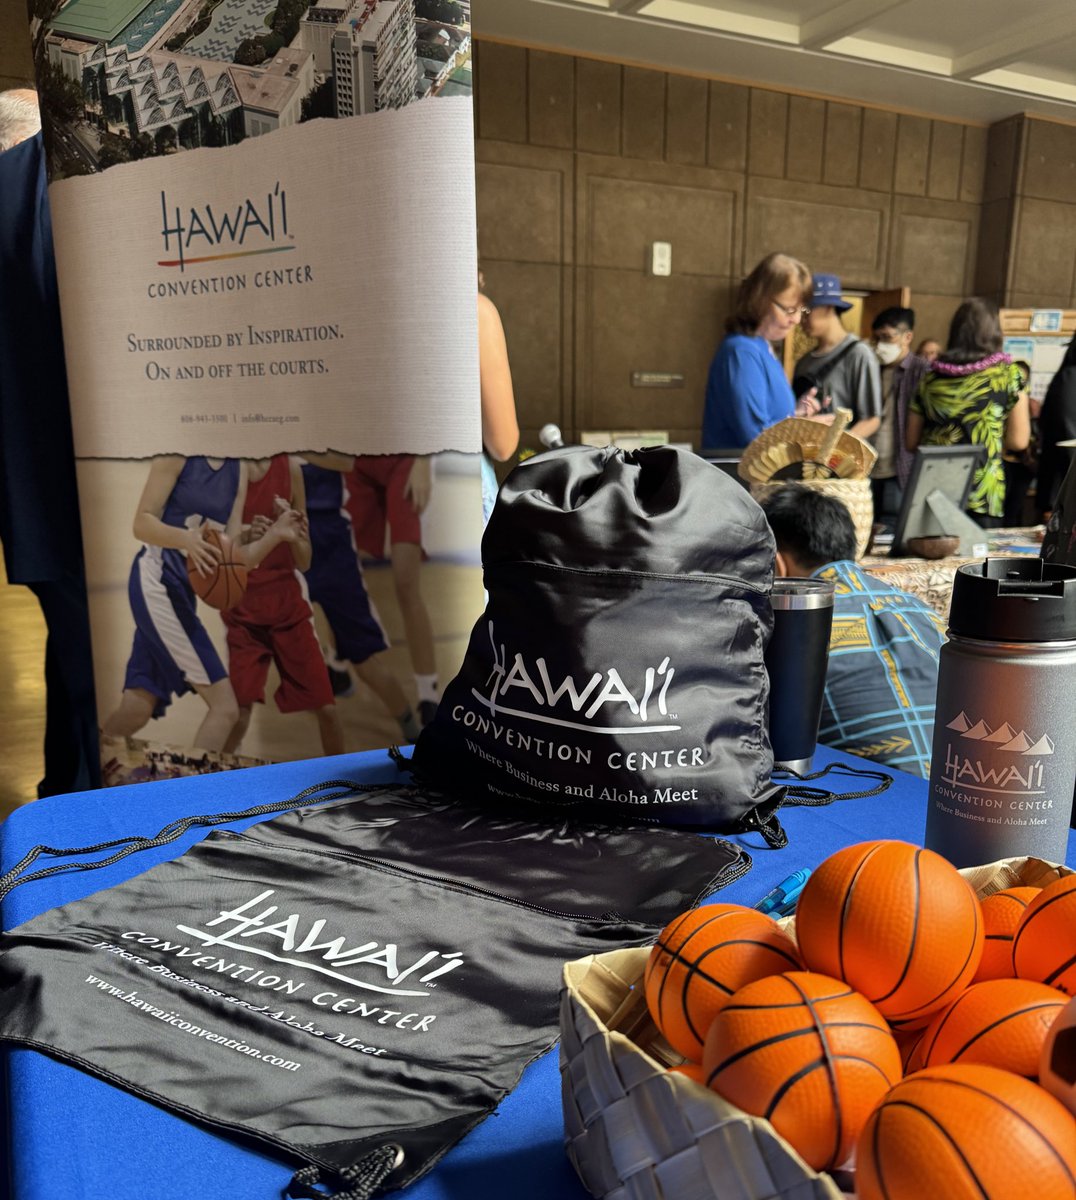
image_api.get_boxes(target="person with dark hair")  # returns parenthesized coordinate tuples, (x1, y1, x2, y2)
(761, 484, 946, 779)
(701, 252, 819, 450)
(915, 338, 940, 364)
(869, 305, 928, 527)
(907, 297, 1030, 525)
(1037, 335, 1076, 519)
(792, 273, 882, 439)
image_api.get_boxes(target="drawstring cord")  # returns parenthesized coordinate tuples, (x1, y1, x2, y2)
(0, 777, 388, 903)
(287, 1145, 404, 1200)
(776, 760, 894, 806)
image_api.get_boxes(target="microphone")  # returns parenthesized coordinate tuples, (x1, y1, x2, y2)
(539, 423, 565, 450)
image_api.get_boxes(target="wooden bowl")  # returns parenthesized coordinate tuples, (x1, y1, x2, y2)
(905, 535, 960, 559)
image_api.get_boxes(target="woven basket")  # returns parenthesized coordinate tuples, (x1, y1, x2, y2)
(738, 418, 878, 485)
(750, 478, 874, 560)
(559, 857, 1071, 1200)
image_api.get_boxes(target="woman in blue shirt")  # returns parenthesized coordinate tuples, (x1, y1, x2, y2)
(702, 252, 817, 449)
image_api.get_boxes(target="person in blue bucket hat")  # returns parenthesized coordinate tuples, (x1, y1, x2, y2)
(792, 272, 882, 439)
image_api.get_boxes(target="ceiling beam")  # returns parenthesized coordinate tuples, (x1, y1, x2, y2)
(799, 0, 908, 50)
(474, 0, 1076, 124)
(608, 1, 652, 13)
(951, 14, 1075, 80)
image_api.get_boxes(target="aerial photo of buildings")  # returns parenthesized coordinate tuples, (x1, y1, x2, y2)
(31, 0, 471, 174)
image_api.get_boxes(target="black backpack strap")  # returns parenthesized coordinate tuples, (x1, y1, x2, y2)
(0, 777, 390, 903)
(776, 761, 894, 807)
(794, 337, 860, 396)
(733, 791, 789, 850)
(731, 764, 891, 851)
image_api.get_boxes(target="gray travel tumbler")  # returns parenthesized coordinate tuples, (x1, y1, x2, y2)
(925, 559, 1076, 868)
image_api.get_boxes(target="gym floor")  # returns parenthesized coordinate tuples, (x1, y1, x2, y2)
(0, 560, 48, 823)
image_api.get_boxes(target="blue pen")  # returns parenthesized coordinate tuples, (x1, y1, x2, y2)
(754, 867, 812, 917)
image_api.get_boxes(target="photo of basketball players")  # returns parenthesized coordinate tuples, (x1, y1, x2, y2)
(85, 451, 483, 785)
(348, 455, 441, 726)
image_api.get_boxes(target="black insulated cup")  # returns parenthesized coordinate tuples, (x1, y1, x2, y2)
(765, 578, 836, 774)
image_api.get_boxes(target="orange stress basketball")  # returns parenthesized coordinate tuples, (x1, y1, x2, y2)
(644, 904, 802, 1062)
(857, 1064, 1076, 1200)
(917, 978, 1067, 1077)
(794, 840, 983, 1028)
(187, 525, 247, 611)
(1012, 875, 1076, 994)
(701, 971, 900, 1171)
(974, 886, 1039, 983)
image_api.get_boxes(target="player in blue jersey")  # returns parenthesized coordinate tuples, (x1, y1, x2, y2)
(101, 455, 303, 757)
(301, 454, 422, 743)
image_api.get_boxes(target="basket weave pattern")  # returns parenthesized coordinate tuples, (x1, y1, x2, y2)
(559, 858, 1071, 1200)
(559, 949, 843, 1200)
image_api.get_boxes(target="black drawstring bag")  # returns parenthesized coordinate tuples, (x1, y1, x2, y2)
(412, 445, 785, 836)
(0, 780, 748, 1199)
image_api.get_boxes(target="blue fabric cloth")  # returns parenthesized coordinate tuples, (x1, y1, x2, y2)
(702, 333, 795, 449)
(1, 746, 1072, 1200)
(812, 560, 947, 779)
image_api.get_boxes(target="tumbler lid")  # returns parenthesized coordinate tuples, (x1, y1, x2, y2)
(948, 559, 1076, 642)
(771, 578, 835, 610)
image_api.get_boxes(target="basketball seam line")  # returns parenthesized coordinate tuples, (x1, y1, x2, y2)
(869, 847, 922, 1005)
(1011, 882, 1075, 957)
(789, 972, 843, 1170)
(945, 1000, 1065, 1063)
(908, 1075, 1076, 1184)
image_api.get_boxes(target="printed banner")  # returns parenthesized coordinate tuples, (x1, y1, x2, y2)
(27, 0, 484, 783)
(50, 100, 479, 458)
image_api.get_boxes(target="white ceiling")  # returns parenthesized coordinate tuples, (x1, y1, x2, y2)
(474, 0, 1076, 124)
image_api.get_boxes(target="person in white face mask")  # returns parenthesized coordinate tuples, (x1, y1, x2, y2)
(870, 307, 929, 529)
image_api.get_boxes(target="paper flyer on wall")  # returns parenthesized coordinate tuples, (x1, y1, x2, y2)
(29, 0, 483, 785)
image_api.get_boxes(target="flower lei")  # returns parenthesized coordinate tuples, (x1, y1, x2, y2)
(930, 351, 1011, 376)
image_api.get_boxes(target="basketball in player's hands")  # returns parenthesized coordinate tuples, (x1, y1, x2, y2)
(187, 525, 247, 610)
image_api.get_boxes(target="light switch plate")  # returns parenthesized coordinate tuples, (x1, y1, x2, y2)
(650, 241, 672, 276)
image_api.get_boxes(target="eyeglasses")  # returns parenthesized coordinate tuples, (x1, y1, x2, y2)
(773, 300, 811, 317)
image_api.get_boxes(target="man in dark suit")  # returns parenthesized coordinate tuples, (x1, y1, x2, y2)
(0, 89, 100, 795)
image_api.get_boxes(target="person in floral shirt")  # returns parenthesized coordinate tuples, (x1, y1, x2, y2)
(907, 297, 1029, 524)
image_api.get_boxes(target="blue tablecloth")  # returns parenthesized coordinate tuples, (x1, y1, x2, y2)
(2, 746, 1072, 1200)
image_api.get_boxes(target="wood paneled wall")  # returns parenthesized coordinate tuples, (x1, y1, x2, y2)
(977, 116, 1076, 311)
(0, 0, 34, 92)
(474, 41, 989, 449)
